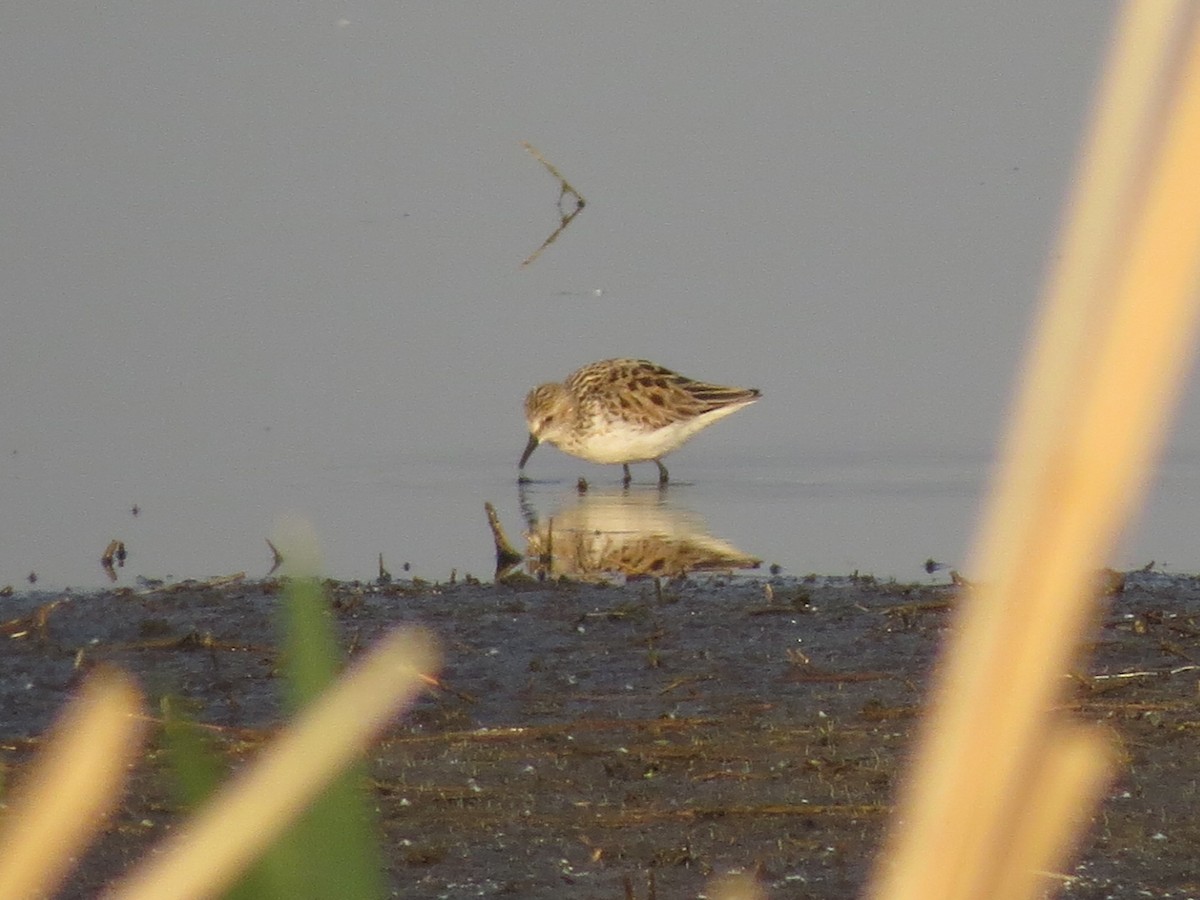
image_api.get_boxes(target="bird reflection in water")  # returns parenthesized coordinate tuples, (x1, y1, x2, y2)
(495, 484, 760, 580)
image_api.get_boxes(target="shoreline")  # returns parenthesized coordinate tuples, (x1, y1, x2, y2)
(3, 570, 1198, 897)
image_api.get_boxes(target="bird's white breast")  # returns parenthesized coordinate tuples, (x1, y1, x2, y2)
(559, 403, 752, 464)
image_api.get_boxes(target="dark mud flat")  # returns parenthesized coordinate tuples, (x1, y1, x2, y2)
(3, 571, 1200, 899)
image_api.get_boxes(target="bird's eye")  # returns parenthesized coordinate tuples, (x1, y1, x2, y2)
(543, 415, 555, 425)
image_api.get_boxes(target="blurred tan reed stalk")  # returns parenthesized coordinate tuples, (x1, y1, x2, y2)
(0, 669, 145, 900)
(868, 4, 1200, 899)
(709, 871, 768, 900)
(102, 627, 436, 900)
(0, 626, 434, 900)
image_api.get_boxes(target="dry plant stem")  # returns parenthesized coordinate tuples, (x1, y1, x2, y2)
(869, 5, 1200, 899)
(105, 627, 438, 900)
(520, 141, 585, 207)
(990, 724, 1116, 900)
(520, 141, 587, 267)
(966, 19, 1200, 895)
(0, 669, 145, 900)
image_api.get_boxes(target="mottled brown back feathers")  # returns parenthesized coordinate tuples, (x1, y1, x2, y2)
(565, 358, 759, 429)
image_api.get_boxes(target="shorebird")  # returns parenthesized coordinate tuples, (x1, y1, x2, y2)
(518, 358, 761, 486)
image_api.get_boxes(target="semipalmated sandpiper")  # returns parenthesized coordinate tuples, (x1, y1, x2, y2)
(518, 358, 760, 485)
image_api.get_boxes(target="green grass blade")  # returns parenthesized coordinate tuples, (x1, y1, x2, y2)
(276, 576, 385, 900)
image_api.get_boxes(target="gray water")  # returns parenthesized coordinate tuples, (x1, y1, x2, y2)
(6, 3, 1196, 591)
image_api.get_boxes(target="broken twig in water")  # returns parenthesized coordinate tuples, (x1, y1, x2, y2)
(520, 141, 586, 267)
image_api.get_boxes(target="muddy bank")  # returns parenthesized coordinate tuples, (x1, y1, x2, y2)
(3, 571, 1200, 898)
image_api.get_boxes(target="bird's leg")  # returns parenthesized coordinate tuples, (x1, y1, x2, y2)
(655, 460, 669, 486)
(622, 464, 632, 487)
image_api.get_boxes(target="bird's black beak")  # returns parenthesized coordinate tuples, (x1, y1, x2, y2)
(518, 433, 539, 469)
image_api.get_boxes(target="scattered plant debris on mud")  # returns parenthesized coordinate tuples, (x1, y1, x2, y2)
(3, 570, 1200, 898)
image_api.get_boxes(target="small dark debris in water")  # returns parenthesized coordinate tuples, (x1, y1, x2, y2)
(769, 563, 782, 576)
(27, 571, 37, 585)
(116, 542, 127, 566)
(1140, 559, 1157, 573)
(403, 562, 411, 572)
(266, 538, 284, 575)
(131, 504, 139, 517)
(924, 558, 949, 574)
(101, 539, 125, 582)
(576, 477, 588, 494)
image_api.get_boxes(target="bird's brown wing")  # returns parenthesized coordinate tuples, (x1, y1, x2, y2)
(571, 359, 759, 430)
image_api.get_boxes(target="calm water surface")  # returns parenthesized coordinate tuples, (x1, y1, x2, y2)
(5, 440, 1198, 592)
(6, 4, 1195, 592)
